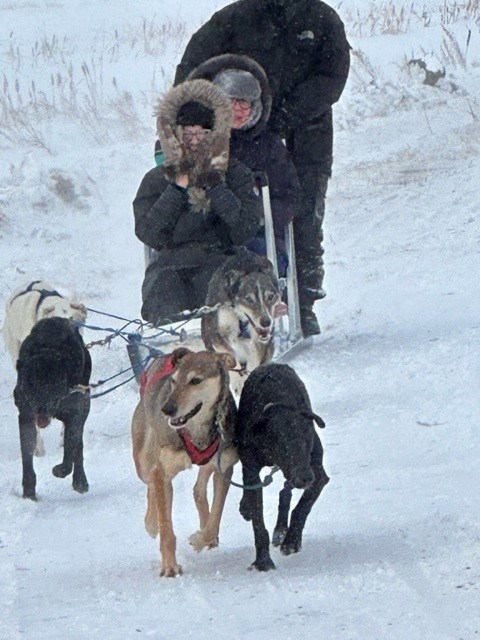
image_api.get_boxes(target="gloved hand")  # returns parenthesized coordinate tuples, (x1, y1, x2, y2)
(196, 169, 224, 190)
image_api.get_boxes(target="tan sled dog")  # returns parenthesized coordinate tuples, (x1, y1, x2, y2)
(132, 347, 238, 577)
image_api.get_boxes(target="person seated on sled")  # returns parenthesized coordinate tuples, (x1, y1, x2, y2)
(134, 79, 262, 326)
(184, 54, 301, 279)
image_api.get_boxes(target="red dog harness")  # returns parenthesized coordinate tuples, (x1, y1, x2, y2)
(178, 429, 220, 466)
(140, 356, 221, 466)
(140, 356, 175, 396)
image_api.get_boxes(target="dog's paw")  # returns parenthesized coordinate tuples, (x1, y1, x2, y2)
(248, 557, 276, 572)
(145, 518, 159, 539)
(52, 463, 72, 478)
(72, 476, 89, 494)
(272, 527, 287, 547)
(160, 562, 183, 578)
(280, 536, 302, 555)
(188, 530, 218, 552)
(23, 488, 37, 501)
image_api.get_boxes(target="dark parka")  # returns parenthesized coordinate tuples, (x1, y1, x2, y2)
(187, 53, 301, 259)
(175, 0, 351, 176)
(175, 0, 351, 331)
(134, 80, 262, 325)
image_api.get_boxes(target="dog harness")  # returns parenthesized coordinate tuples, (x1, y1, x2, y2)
(140, 356, 221, 465)
(139, 356, 175, 396)
(11, 281, 64, 313)
(178, 428, 221, 466)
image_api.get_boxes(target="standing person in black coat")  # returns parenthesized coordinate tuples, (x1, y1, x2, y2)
(175, 0, 351, 336)
(187, 53, 301, 277)
(134, 79, 262, 326)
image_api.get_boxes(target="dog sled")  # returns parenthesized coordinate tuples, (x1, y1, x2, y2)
(128, 172, 305, 380)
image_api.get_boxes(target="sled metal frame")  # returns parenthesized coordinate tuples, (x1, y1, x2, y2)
(258, 173, 303, 356)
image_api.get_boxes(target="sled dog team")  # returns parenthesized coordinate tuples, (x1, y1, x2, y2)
(2, 0, 352, 575)
(3, 275, 328, 576)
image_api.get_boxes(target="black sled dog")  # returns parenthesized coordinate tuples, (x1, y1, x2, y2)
(14, 317, 92, 500)
(236, 363, 329, 570)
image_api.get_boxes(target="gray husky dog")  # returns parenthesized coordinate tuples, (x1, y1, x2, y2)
(201, 249, 280, 391)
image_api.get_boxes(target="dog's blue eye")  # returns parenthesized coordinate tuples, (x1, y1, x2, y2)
(190, 376, 203, 385)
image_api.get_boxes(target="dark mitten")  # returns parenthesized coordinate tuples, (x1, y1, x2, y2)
(196, 169, 224, 190)
(178, 156, 196, 174)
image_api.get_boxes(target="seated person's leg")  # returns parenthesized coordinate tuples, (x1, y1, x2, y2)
(141, 266, 190, 326)
(189, 255, 230, 311)
(246, 236, 288, 278)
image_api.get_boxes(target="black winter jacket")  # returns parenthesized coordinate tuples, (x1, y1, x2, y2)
(175, 0, 350, 173)
(230, 129, 299, 246)
(134, 159, 261, 255)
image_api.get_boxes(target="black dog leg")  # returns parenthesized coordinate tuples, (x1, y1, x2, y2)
(71, 427, 89, 494)
(239, 461, 260, 521)
(239, 462, 275, 571)
(52, 419, 74, 479)
(281, 436, 329, 555)
(71, 397, 89, 493)
(250, 488, 276, 571)
(53, 399, 89, 493)
(19, 410, 37, 500)
(272, 480, 292, 547)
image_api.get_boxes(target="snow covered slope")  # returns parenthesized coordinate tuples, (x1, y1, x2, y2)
(1, 2, 479, 638)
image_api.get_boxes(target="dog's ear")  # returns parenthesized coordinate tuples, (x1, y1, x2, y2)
(170, 347, 191, 367)
(225, 269, 242, 297)
(217, 352, 237, 371)
(301, 411, 326, 428)
(42, 305, 55, 317)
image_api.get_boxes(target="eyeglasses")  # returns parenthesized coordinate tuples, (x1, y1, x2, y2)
(182, 129, 211, 142)
(231, 99, 252, 111)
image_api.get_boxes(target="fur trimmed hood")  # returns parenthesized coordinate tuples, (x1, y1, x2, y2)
(156, 79, 233, 210)
(187, 54, 272, 139)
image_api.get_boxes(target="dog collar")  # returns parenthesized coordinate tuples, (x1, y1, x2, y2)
(178, 428, 221, 466)
(140, 356, 174, 396)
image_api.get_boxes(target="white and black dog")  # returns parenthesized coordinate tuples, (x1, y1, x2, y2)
(3, 280, 87, 362)
(201, 249, 280, 392)
(14, 317, 92, 500)
(3, 280, 87, 456)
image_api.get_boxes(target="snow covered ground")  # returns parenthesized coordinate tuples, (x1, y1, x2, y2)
(1, 1, 479, 638)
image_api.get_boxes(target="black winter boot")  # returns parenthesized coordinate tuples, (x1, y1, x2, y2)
(301, 308, 320, 337)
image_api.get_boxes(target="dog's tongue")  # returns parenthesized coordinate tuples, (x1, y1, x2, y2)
(35, 415, 51, 429)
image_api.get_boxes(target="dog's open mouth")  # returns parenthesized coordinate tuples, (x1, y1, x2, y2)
(245, 314, 273, 343)
(254, 326, 272, 342)
(168, 403, 203, 428)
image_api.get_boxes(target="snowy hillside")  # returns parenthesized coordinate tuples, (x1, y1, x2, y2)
(1, 1, 479, 639)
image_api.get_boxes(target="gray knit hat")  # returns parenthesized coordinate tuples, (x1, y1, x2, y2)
(213, 69, 263, 130)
